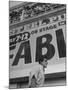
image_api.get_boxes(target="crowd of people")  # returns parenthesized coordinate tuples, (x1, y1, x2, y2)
(9, 3, 65, 24)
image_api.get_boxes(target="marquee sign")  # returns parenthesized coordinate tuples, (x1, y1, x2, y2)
(9, 14, 66, 78)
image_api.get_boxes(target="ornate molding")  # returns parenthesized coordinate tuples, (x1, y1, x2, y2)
(9, 2, 66, 25)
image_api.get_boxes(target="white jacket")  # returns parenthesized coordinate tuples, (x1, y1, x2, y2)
(28, 64, 44, 87)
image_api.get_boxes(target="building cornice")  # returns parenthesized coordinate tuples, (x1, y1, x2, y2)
(9, 7, 66, 30)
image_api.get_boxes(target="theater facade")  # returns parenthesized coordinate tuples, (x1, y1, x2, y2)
(9, 2, 66, 88)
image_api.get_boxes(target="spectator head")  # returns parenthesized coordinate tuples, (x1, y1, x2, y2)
(39, 58, 48, 68)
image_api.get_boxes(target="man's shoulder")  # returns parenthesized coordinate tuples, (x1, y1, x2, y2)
(34, 64, 43, 70)
(31, 64, 43, 71)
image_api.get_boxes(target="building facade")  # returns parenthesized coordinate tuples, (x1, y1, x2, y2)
(9, 2, 66, 88)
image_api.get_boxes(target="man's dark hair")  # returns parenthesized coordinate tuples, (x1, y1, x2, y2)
(38, 57, 44, 64)
(39, 58, 47, 64)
